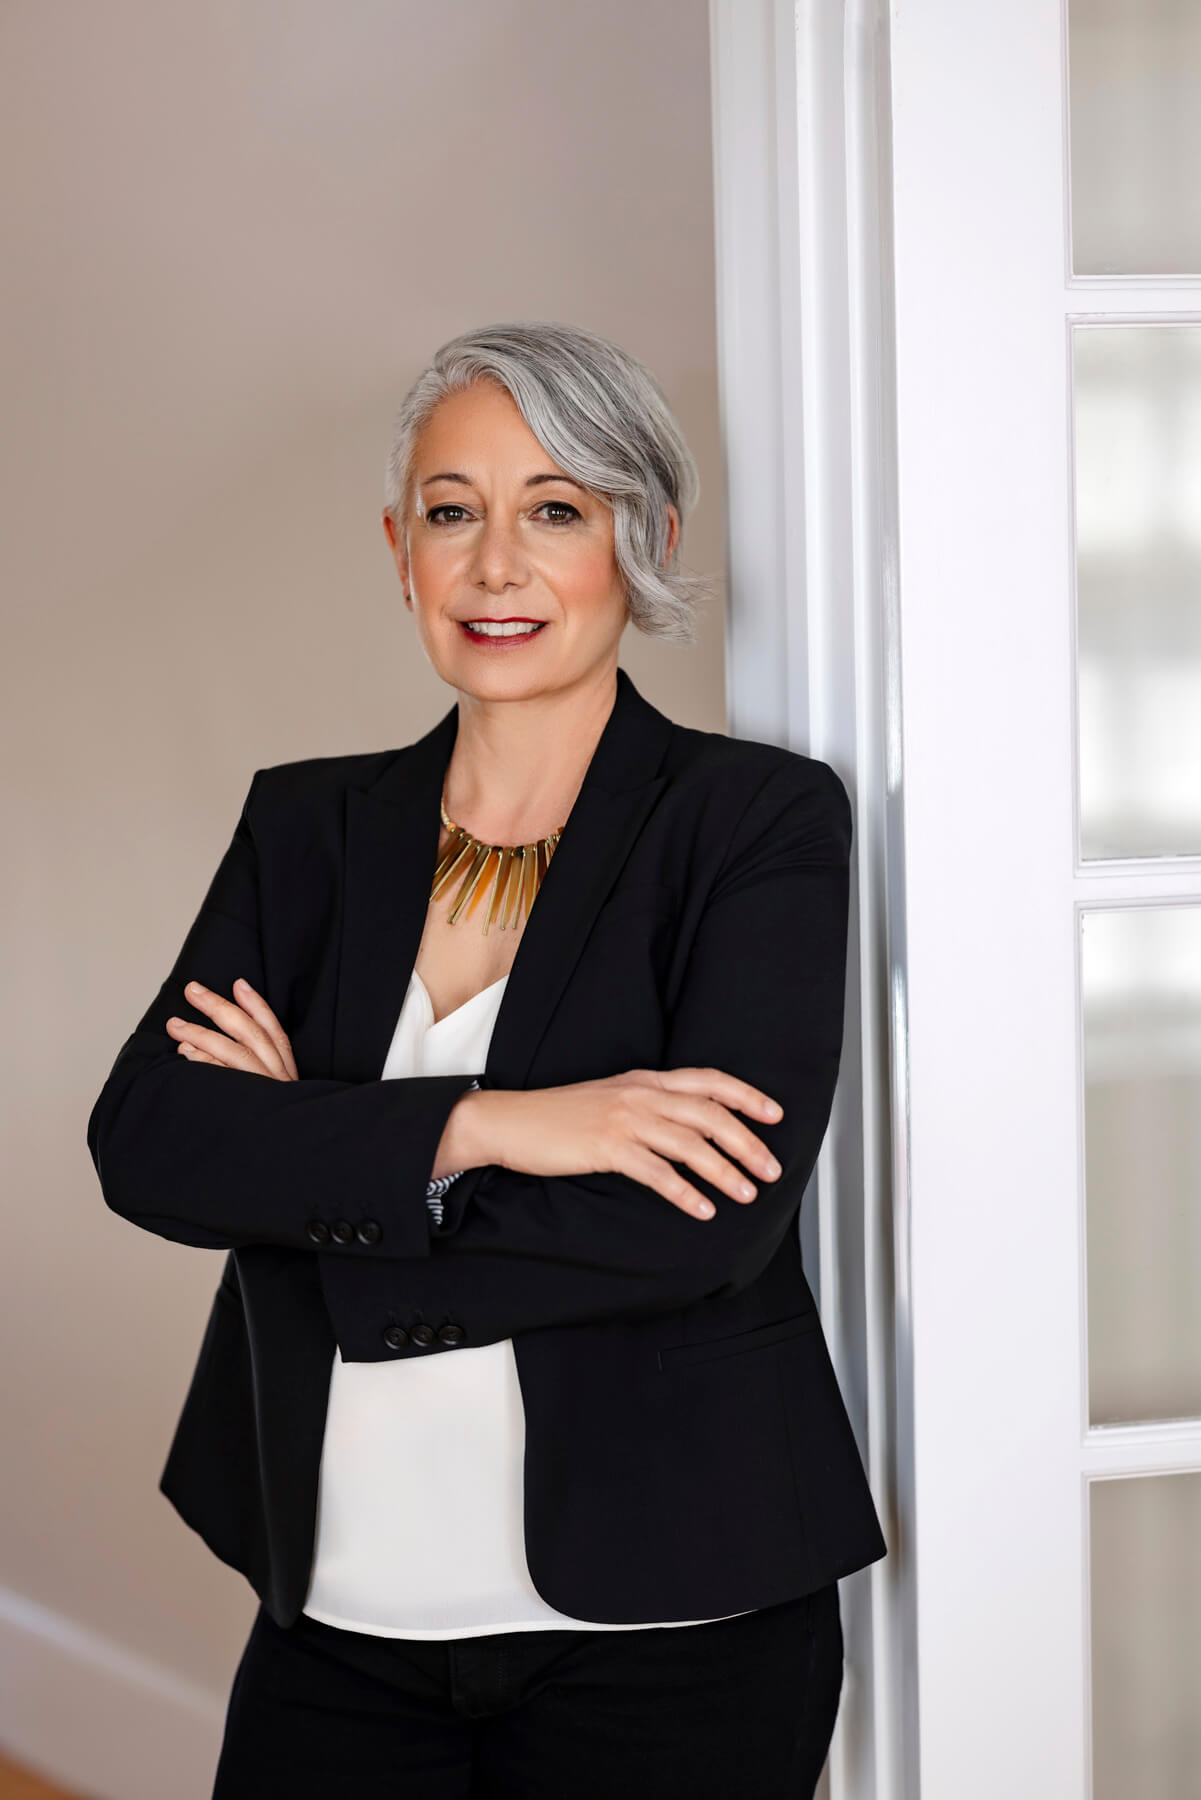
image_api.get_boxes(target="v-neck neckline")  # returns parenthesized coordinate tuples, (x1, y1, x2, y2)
(410, 967, 509, 1031)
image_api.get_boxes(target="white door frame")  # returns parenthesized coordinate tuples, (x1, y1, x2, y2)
(713, 3, 1201, 1796)
(709, 6, 915, 1796)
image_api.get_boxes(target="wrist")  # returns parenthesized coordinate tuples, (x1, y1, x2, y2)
(433, 1085, 512, 1179)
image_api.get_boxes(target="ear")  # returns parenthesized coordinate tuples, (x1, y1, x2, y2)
(663, 503, 681, 563)
(382, 509, 412, 603)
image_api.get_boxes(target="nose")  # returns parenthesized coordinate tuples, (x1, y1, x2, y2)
(468, 513, 528, 594)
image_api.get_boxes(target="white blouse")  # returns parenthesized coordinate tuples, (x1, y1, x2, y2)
(302, 964, 751, 1638)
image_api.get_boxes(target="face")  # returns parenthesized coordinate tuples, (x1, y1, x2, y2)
(382, 379, 678, 701)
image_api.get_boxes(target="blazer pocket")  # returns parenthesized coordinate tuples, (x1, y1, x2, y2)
(657, 1308, 822, 1373)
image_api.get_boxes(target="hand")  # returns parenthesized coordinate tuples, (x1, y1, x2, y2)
(165, 978, 298, 1081)
(455, 1068, 785, 1221)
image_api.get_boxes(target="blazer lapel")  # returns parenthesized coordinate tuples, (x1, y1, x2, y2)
(332, 713, 453, 1086)
(332, 666, 675, 1089)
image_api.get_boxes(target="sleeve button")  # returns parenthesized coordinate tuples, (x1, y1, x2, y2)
(409, 1324, 436, 1347)
(330, 1219, 355, 1245)
(306, 1219, 331, 1244)
(437, 1323, 465, 1346)
(382, 1325, 408, 1350)
(356, 1219, 382, 1245)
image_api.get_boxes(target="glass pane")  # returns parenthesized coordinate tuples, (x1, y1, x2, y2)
(1069, 0, 1201, 275)
(1083, 906, 1201, 1424)
(1090, 1473, 1201, 1800)
(1074, 326, 1201, 860)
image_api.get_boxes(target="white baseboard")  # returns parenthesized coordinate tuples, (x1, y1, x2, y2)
(0, 1586, 226, 1800)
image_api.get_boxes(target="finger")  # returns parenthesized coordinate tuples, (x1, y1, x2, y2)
(619, 1081, 780, 1190)
(167, 1015, 266, 1073)
(621, 1145, 717, 1220)
(177, 983, 289, 1079)
(231, 977, 299, 1080)
(656, 1066, 783, 1122)
(668, 1066, 783, 1121)
(666, 1093, 782, 1187)
(176, 1031, 278, 1079)
(640, 1114, 761, 1206)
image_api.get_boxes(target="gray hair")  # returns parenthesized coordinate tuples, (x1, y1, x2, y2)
(383, 321, 711, 643)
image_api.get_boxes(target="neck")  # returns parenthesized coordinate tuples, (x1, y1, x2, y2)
(442, 663, 619, 842)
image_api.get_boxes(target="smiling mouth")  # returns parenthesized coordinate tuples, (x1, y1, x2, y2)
(460, 619, 547, 639)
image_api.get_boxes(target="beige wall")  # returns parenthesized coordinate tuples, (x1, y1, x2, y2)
(0, 0, 725, 1744)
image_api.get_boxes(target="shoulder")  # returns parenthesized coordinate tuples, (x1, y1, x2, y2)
(238, 747, 398, 841)
(247, 746, 399, 801)
(665, 720, 851, 845)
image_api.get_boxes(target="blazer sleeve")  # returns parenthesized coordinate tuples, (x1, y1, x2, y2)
(319, 759, 854, 1353)
(85, 770, 481, 1260)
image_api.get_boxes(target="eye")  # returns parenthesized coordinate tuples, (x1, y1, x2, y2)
(425, 500, 581, 527)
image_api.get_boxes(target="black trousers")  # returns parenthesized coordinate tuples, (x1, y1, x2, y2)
(212, 1584, 844, 1799)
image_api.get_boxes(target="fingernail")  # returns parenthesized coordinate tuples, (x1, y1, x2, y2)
(234, 977, 246, 990)
(167, 1017, 181, 1028)
(740, 1181, 756, 1200)
(697, 1200, 715, 1218)
(186, 982, 205, 995)
(765, 1158, 781, 1178)
(766, 1101, 783, 1118)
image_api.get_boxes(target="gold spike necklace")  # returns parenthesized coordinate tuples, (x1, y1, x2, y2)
(431, 794, 565, 935)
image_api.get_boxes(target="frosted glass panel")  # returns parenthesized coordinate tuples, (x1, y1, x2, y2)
(1090, 1474, 1201, 1800)
(1074, 326, 1201, 860)
(1069, 0, 1201, 274)
(1083, 906, 1201, 1424)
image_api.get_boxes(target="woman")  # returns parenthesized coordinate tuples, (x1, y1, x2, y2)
(87, 321, 886, 1798)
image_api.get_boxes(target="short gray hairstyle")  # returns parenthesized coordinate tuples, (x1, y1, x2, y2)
(383, 321, 711, 643)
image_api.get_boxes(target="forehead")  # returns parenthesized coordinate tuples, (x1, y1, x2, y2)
(405, 380, 599, 515)
(415, 381, 548, 467)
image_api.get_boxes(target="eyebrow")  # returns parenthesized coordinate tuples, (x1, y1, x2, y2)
(420, 471, 587, 493)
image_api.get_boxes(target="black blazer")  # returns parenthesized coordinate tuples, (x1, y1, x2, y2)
(86, 666, 886, 1628)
